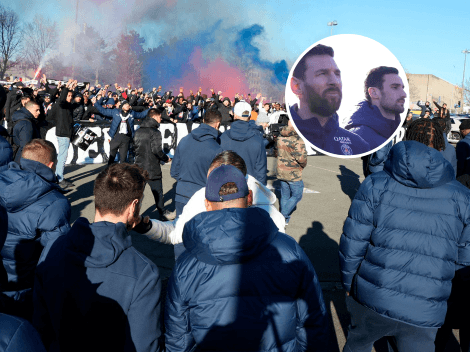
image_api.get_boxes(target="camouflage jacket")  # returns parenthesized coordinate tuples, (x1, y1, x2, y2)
(276, 125, 307, 182)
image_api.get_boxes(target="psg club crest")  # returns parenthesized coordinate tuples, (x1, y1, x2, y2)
(341, 143, 352, 155)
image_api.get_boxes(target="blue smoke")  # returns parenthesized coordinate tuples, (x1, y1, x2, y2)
(234, 24, 289, 84)
(142, 21, 220, 90)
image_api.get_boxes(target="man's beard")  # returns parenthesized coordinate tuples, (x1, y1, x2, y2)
(381, 98, 405, 116)
(305, 85, 342, 117)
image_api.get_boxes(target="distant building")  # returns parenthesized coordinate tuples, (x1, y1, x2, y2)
(407, 73, 464, 113)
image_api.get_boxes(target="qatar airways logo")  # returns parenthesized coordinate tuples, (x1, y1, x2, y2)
(334, 137, 351, 144)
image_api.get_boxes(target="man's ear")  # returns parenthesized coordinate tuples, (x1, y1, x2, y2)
(246, 190, 253, 207)
(291, 77, 302, 96)
(368, 87, 380, 100)
(46, 160, 55, 170)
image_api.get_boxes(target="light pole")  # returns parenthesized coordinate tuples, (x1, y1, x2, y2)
(462, 49, 470, 113)
(327, 21, 337, 36)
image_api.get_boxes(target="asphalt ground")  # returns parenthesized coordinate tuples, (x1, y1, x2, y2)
(63, 155, 461, 351)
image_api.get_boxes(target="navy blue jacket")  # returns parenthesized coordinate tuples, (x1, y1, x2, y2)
(339, 141, 470, 327)
(368, 141, 393, 174)
(0, 159, 70, 312)
(290, 104, 370, 156)
(165, 207, 330, 351)
(94, 98, 149, 139)
(170, 123, 223, 204)
(456, 133, 470, 177)
(220, 120, 268, 185)
(0, 313, 46, 352)
(33, 218, 163, 352)
(12, 107, 40, 162)
(345, 101, 401, 151)
(0, 135, 12, 171)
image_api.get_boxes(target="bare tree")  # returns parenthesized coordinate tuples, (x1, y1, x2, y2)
(0, 5, 22, 79)
(22, 15, 58, 70)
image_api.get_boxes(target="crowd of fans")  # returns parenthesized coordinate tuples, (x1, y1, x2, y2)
(0, 71, 469, 352)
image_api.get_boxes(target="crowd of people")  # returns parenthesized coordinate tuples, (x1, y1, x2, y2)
(0, 65, 469, 352)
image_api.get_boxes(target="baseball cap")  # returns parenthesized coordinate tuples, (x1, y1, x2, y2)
(234, 101, 252, 118)
(205, 165, 249, 202)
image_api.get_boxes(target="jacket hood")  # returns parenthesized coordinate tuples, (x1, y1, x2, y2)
(384, 141, 455, 188)
(346, 101, 400, 136)
(191, 123, 219, 142)
(140, 117, 159, 129)
(183, 207, 278, 265)
(12, 107, 34, 122)
(66, 217, 132, 268)
(0, 159, 58, 213)
(226, 120, 256, 141)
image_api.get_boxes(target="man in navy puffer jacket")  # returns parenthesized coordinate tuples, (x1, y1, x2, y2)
(33, 163, 163, 352)
(165, 165, 330, 351)
(0, 139, 71, 319)
(339, 123, 470, 351)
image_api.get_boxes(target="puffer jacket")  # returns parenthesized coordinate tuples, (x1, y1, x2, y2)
(0, 159, 71, 306)
(345, 101, 401, 151)
(134, 118, 169, 180)
(170, 123, 223, 204)
(11, 107, 41, 162)
(0, 313, 46, 352)
(0, 134, 12, 171)
(165, 207, 330, 352)
(33, 218, 163, 352)
(339, 140, 470, 327)
(220, 120, 267, 185)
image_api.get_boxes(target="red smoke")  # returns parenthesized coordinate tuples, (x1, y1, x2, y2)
(174, 47, 249, 99)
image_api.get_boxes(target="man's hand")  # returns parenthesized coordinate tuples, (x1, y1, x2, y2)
(256, 93, 262, 99)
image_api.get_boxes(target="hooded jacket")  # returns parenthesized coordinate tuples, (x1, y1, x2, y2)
(220, 120, 268, 185)
(33, 218, 163, 352)
(134, 118, 169, 180)
(339, 141, 470, 327)
(0, 134, 12, 171)
(94, 98, 149, 139)
(0, 159, 70, 313)
(170, 123, 223, 204)
(12, 107, 41, 162)
(55, 88, 74, 138)
(290, 104, 370, 156)
(345, 101, 401, 151)
(165, 207, 330, 352)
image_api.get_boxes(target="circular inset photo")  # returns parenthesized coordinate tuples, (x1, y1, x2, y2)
(285, 34, 409, 158)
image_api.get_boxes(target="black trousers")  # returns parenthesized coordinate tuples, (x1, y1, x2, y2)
(108, 133, 130, 165)
(147, 179, 164, 215)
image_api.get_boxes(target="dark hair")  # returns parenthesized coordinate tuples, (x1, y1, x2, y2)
(209, 150, 247, 176)
(204, 109, 222, 125)
(364, 66, 399, 103)
(22, 139, 57, 165)
(148, 107, 164, 118)
(405, 118, 445, 151)
(292, 44, 334, 80)
(94, 163, 149, 216)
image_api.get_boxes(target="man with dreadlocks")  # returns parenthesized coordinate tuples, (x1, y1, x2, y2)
(339, 118, 470, 351)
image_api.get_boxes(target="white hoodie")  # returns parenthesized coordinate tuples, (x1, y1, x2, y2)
(142, 175, 286, 245)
